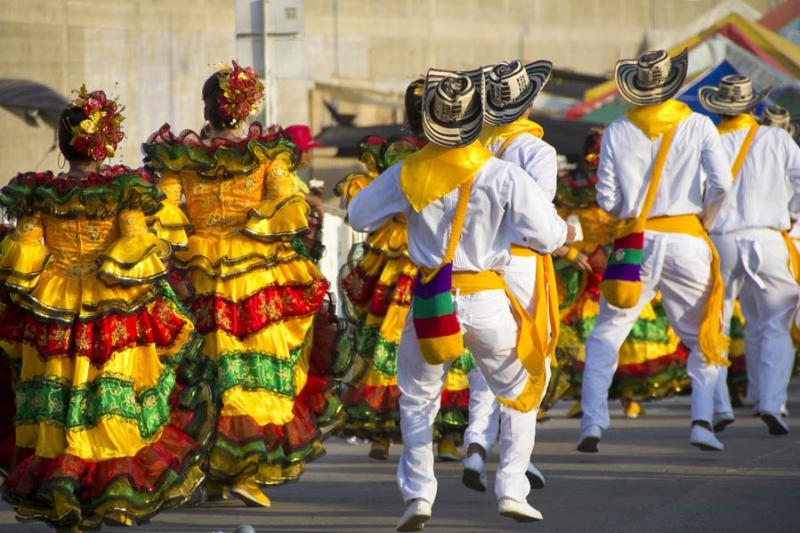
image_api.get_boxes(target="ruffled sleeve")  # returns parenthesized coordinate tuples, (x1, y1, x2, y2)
(97, 210, 170, 286)
(149, 173, 191, 250)
(335, 172, 373, 209)
(243, 157, 311, 241)
(0, 213, 50, 291)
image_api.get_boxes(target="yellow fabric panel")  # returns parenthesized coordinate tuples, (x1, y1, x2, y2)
(377, 305, 411, 345)
(338, 173, 373, 208)
(201, 314, 315, 362)
(625, 100, 692, 140)
(0, 215, 50, 287)
(181, 166, 267, 232)
(98, 212, 169, 285)
(20, 344, 164, 392)
(16, 416, 161, 461)
(443, 368, 470, 392)
(399, 142, 492, 212)
(186, 244, 324, 299)
(360, 366, 397, 387)
(220, 386, 295, 426)
(11, 268, 156, 318)
(480, 117, 545, 148)
(243, 194, 310, 239)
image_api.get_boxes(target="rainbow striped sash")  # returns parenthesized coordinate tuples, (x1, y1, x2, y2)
(600, 123, 677, 308)
(412, 179, 473, 365)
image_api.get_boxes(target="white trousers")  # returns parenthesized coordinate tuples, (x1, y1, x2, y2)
(581, 231, 721, 431)
(396, 288, 535, 505)
(463, 255, 550, 454)
(711, 229, 798, 417)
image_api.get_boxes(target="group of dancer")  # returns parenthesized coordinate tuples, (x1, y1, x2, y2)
(343, 50, 800, 530)
(0, 46, 797, 532)
(0, 63, 346, 531)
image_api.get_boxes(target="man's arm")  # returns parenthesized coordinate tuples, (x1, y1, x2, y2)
(347, 163, 406, 232)
(700, 118, 733, 227)
(595, 131, 622, 217)
(504, 164, 570, 254)
(782, 130, 800, 200)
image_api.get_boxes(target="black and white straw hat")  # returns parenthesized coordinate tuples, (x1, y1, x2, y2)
(482, 59, 552, 126)
(615, 49, 689, 106)
(698, 75, 768, 116)
(422, 68, 483, 148)
(760, 105, 799, 138)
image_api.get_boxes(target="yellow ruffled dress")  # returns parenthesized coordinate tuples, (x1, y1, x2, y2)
(336, 136, 474, 448)
(143, 124, 335, 486)
(0, 166, 208, 529)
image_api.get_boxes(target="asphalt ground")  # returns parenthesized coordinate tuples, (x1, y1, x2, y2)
(1, 380, 798, 533)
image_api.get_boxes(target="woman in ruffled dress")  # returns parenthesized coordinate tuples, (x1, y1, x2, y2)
(550, 130, 690, 418)
(0, 87, 208, 531)
(336, 79, 474, 461)
(143, 62, 342, 507)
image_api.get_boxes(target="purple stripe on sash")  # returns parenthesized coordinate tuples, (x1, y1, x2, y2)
(414, 263, 453, 299)
(603, 263, 641, 282)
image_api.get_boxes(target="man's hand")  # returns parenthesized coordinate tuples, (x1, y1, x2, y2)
(571, 252, 593, 272)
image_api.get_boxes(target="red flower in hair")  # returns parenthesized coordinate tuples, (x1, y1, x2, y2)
(217, 60, 265, 126)
(68, 85, 125, 162)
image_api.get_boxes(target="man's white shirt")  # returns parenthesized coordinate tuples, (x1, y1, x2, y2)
(484, 133, 558, 201)
(596, 112, 732, 225)
(709, 125, 800, 234)
(348, 156, 567, 272)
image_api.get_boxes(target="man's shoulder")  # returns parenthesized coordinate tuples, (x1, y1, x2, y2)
(476, 156, 527, 188)
(509, 133, 556, 155)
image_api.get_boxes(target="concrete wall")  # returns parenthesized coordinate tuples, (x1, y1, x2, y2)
(287, 0, 780, 131)
(0, 0, 236, 182)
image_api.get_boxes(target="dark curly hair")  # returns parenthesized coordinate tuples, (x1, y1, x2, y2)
(57, 106, 92, 162)
(404, 78, 425, 138)
(202, 71, 237, 130)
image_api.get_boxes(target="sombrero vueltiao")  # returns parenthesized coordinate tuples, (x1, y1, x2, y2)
(615, 49, 689, 106)
(482, 59, 552, 126)
(698, 75, 769, 116)
(422, 68, 483, 148)
(761, 104, 799, 139)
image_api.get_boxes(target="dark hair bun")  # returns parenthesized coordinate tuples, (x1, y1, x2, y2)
(58, 106, 92, 162)
(202, 71, 237, 130)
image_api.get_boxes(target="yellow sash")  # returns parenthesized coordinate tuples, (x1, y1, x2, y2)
(480, 117, 545, 154)
(451, 270, 548, 412)
(718, 113, 759, 136)
(626, 100, 692, 140)
(646, 215, 729, 366)
(490, 118, 558, 407)
(399, 141, 492, 212)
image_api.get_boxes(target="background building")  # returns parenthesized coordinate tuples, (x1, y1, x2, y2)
(0, 0, 784, 181)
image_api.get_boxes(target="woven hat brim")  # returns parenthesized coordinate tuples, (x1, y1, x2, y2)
(422, 68, 484, 148)
(483, 60, 553, 126)
(698, 85, 768, 115)
(615, 49, 688, 106)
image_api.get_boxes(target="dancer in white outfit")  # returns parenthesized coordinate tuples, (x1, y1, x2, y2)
(462, 59, 556, 493)
(577, 49, 734, 453)
(348, 68, 571, 530)
(699, 75, 800, 435)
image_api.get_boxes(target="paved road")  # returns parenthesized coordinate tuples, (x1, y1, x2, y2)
(2, 380, 798, 533)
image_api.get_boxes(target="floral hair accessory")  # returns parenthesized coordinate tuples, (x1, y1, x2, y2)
(217, 60, 265, 125)
(68, 85, 125, 161)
